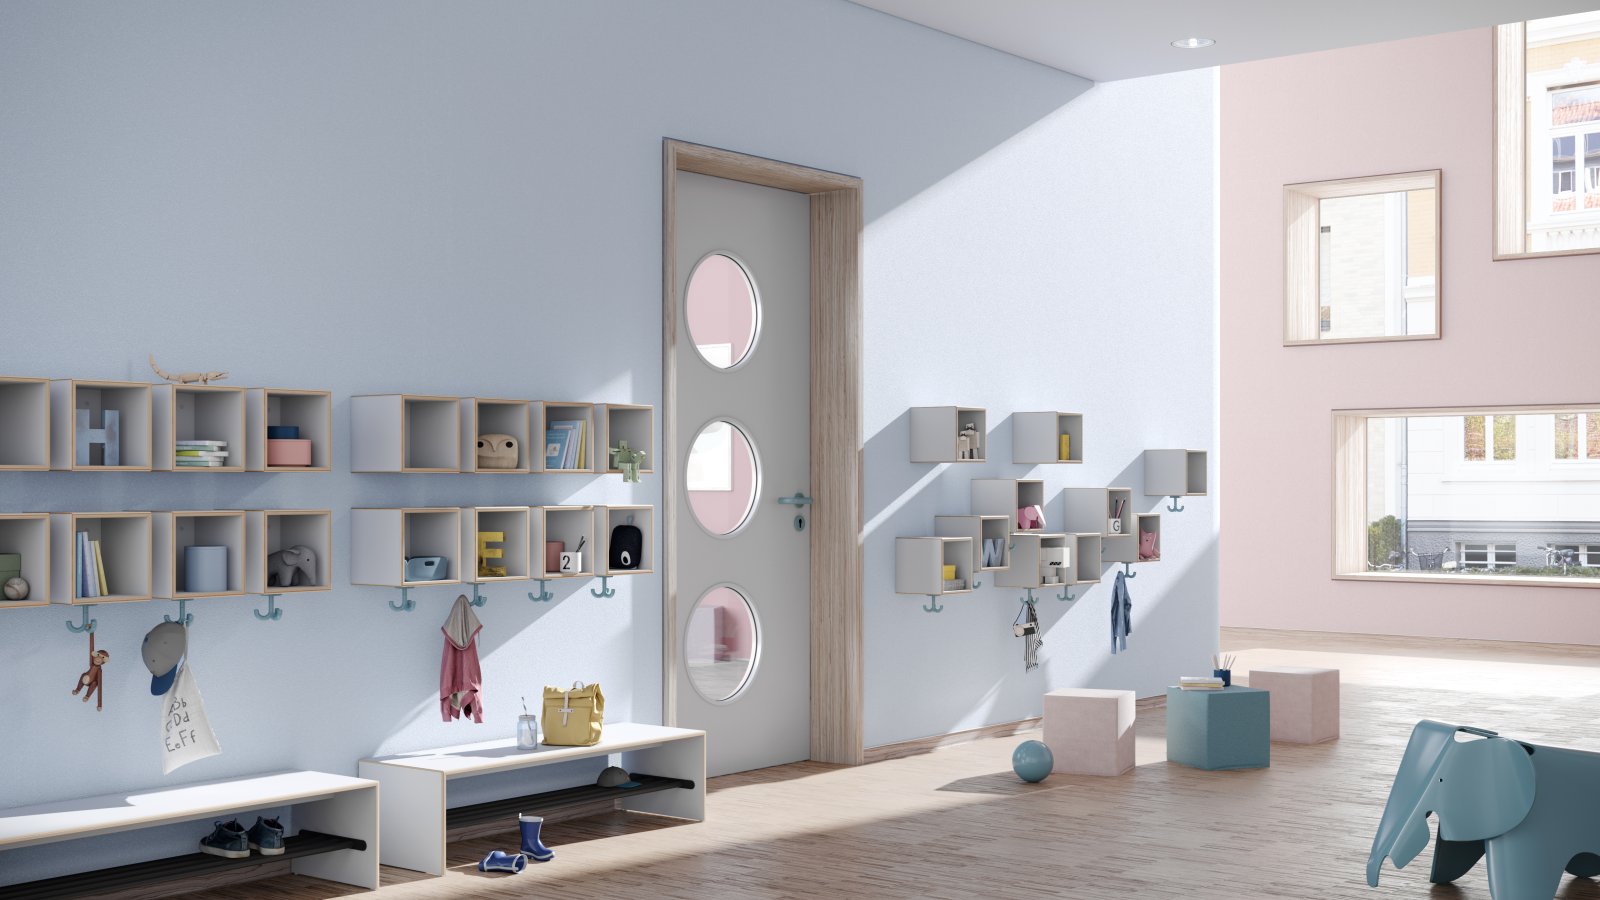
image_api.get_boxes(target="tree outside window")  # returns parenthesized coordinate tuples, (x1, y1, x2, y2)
(1464, 415, 1516, 461)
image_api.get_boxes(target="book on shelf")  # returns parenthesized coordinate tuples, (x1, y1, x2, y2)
(1178, 676, 1225, 691)
(76, 532, 108, 598)
(545, 427, 573, 470)
(1059, 434, 1071, 461)
(93, 541, 108, 595)
(942, 579, 967, 591)
(176, 459, 227, 467)
(549, 420, 584, 469)
(176, 450, 228, 458)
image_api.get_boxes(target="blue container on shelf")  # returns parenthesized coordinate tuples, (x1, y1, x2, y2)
(184, 545, 229, 594)
(266, 425, 300, 440)
(405, 556, 447, 582)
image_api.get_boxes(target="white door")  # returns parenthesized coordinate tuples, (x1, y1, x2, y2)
(673, 171, 810, 777)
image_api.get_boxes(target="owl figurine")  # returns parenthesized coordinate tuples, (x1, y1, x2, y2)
(476, 434, 519, 470)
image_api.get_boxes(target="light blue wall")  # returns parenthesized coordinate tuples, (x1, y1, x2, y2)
(862, 69, 1219, 745)
(0, 0, 1215, 880)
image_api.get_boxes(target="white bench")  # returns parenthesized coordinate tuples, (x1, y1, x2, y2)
(359, 722, 705, 875)
(0, 771, 378, 898)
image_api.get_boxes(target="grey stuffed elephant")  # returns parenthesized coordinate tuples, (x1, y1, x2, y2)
(267, 545, 317, 588)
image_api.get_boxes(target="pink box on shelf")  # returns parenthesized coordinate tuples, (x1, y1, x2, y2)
(266, 439, 312, 467)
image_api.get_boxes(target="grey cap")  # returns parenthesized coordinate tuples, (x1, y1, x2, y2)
(142, 621, 186, 696)
(596, 766, 640, 789)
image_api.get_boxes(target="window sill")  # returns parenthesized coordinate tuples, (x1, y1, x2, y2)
(1335, 571, 1600, 590)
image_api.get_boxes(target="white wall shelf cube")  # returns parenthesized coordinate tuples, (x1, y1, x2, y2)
(246, 388, 332, 472)
(540, 402, 597, 473)
(0, 513, 51, 608)
(1144, 448, 1208, 497)
(934, 515, 1011, 573)
(1137, 514, 1162, 562)
(463, 399, 533, 474)
(50, 380, 153, 471)
(909, 406, 987, 463)
(0, 377, 51, 470)
(351, 508, 463, 587)
(997, 533, 1072, 589)
(1012, 411, 1084, 464)
(1061, 486, 1134, 537)
(246, 510, 332, 594)
(1072, 533, 1104, 583)
(601, 404, 655, 475)
(49, 512, 152, 604)
(533, 506, 596, 578)
(153, 385, 247, 472)
(895, 537, 975, 595)
(971, 478, 1047, 533)
(461, 507, 531, 583)
(597, 505, 654, 575)
(350, 394, 461, 473)
(153, 511, 247, 599)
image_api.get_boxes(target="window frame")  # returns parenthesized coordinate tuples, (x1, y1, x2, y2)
(1457, 542, 1518, 570)
(1554, 412, 1600, 462)
(1461, 414, 1517, 463)
(1332, 403, 1600, 589)
(1493, 18, 1600, 260)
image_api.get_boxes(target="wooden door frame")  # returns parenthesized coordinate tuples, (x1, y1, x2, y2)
(661, 139, 864, 766)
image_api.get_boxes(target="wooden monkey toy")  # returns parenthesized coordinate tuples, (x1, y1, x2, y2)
(72, 635, 109, 711)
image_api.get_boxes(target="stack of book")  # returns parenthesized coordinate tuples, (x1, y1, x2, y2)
(75, 531, 109, 598)
(943, 578, 967, 592)
(544, 419, 588, 470)
(177, 440, 229, 467)
(1178, 676, 1226, 691)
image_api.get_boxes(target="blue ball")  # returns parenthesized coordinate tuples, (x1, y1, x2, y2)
(1012, 740, 1054, 783)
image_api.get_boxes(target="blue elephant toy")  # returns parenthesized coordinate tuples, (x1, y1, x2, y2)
(1368, 720, 1600, 899)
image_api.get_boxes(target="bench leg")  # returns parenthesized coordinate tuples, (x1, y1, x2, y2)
(292, 787, 380, 889)
(358, 762, 447, 876)
(620, 735, 706, 822)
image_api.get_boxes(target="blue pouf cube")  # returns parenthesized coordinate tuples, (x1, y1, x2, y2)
(1165, 685, 1270, 771)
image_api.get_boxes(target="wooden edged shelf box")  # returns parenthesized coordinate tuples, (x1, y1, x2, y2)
(0, 377, 50, 470)
(462, 507, 531, 582)
(463, 399, 534, 474)
(153, 384, 247, 472)
(896, 536, 975, 595)
(532, 506, 595, 578)
(153, 511, 247, 598)
(601, 404, 654, 475)
(1145, 448, 1208, 497)
(1136, 514, 1161, 562)
(247, 389, 332, 472)
(909, 406, 987, 463)
(997, 533, 1073, 589)
(350, 394, 461, 473)
(541, 402, 597, 473)
(971, 478, 1047, 533)
(49, 512, 152, 604)
(1072, 533, 1104, 583)
(246, 510, 333, 594)
(934, 515, 1011, 573)
(1012, 411, 1084, 464)
(50, 380, 153, 471)
(0, 513, 51, 608)
(1061, 486, 1134, 537)
(597, 505, 653, 575)
(351, 508, 463, 587)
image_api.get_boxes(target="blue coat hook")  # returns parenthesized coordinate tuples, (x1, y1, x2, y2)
(1057, 586, 1076, 602)
(591, 576, 615, 599)
(467, 585, 488, 607)
(253, 594, 284, 621)
(922, 594, 944, 613)
(389, 587, 416, 612)
(528, 580, 554, 603)
(66, 606, 97, 634)
(164, 599, 193, 627)
(1167, 496, 1185, 512)
(1122, 563, 1138, 579)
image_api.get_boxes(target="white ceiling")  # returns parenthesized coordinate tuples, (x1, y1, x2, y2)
(848, 0, 1600, 81)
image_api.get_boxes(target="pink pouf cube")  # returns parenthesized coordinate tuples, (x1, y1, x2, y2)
(1042, 688, 1136, 776)
(1248, 666, 1340, 744)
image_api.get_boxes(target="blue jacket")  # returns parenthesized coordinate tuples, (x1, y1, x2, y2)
(1110, 570, 1132, 654)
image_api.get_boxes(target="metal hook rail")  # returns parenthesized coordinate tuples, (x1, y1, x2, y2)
(164, 599, 193, 627)
(253, 594, 284, 621)
(528, 580, 554, 603)
(66, 606, 97, 634)
(389, 587, 416, 612)
(590, 576, 615, 599)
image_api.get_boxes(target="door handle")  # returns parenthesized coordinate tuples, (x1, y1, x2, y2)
(777, 493, 814, 507)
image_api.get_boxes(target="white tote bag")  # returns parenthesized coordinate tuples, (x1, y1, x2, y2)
(160, 664, 221, 774)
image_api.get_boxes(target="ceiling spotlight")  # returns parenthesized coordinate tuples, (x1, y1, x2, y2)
(1171, 37, 1215, 49)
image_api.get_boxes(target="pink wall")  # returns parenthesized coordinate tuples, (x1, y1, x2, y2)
(1220, 28, 1600, 645)
(701, 586, 755, 660)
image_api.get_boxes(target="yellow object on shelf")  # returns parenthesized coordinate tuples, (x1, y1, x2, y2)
(1059, 434, 1071, 461)
(942, 564, 957, 581)
(477, 531, 507, 578)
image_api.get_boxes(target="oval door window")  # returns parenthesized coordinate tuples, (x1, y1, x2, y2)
(685, 253, 759, 370)
(686, 585, 759, 702)
(687, 419, 759, 536)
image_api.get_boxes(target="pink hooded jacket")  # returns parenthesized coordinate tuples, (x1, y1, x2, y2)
(440, 594, 483, 723)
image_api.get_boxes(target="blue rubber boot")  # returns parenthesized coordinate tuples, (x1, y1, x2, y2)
(519, 814, 554, 862)
(478, 850, 527, 873)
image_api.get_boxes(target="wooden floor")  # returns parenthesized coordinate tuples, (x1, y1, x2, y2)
(166, 628, 1600, 899)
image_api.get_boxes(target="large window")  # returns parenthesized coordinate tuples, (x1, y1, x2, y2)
(1495, 12, 1600, 258)
(1334, 406, 1600, 586)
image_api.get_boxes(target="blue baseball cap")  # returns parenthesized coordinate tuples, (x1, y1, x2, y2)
(141, 621, 186, 696)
